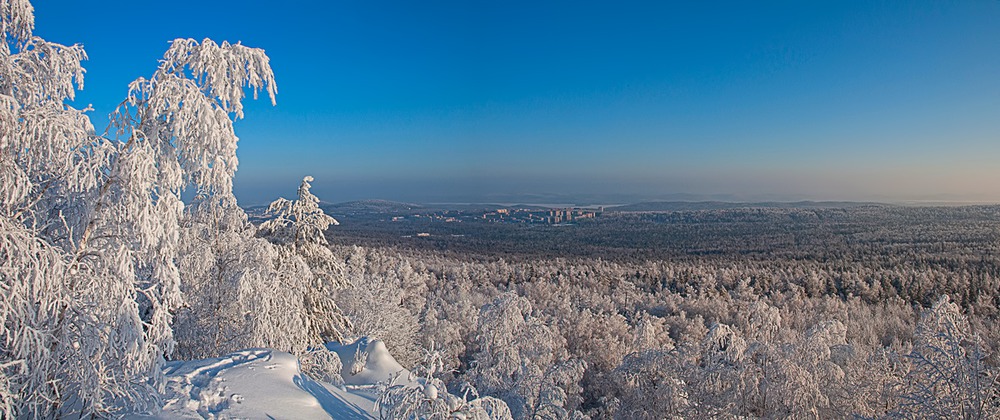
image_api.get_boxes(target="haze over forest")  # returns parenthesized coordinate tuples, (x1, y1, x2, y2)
(35, 0, 1000, 205)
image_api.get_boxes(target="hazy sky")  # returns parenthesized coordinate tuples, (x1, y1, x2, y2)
(37, 1, 1000, 204)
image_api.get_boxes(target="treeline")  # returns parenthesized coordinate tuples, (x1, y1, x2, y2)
(327, 205, 1000, 263)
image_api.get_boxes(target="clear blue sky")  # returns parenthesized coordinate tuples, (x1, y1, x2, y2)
(35, 1, 1000, 204)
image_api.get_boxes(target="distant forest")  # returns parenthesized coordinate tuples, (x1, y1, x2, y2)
(317, 204, 1000, 418)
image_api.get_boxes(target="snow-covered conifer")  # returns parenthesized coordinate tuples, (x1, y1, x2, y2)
(260, 176, 338, 247)
(260, 176, 351, 345)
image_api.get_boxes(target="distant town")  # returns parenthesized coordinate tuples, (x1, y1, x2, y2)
(390, 207, 603, 225)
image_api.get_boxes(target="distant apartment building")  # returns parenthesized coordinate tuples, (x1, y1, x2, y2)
(546, 208, 597, 224)
(477, 207, 600, 224)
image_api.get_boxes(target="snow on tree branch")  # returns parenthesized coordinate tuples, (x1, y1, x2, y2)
(0, 0, 33, 50)
(260, 176, 339, 248)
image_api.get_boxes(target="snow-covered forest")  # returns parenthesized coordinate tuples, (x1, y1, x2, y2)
(2, 1, 999, 418)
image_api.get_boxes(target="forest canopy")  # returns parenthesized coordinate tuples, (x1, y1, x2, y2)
(2, 1, 998, 418)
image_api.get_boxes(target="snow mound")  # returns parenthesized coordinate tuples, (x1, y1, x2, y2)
(124, 337, 428, 419)
(130, 348, 375, 419)
(326, 337, 412, 387)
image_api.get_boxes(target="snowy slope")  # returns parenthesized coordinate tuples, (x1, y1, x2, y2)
(130, 338, 411, 419)
(327, 337, 411, 387)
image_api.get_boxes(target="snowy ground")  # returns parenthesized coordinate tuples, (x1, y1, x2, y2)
(129, 338, 410, 419)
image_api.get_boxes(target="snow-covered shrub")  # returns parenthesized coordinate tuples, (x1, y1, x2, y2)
(176, 233, 316, 359)
(760, 320, 848, 418)
(376, 379, 513, 420)
(418, 267, 489, 377)
(467, 292, 585, 419)
(0, 364, 12, 419)
(608, 349, 690, 419)
(375, 347, 513, 420)
(334, 247, 423, 367)
(532, 358, 588, 419)
(895, 295, 1000, 419)
(338, 275, 422, 367)
(688, 323, 748, 416)
(299, 346, 345, 386)
(841, 345, 909, 418)
(174, 197, 310, 358)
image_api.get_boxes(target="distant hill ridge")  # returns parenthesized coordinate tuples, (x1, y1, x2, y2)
(610, 200, 886, 212)
(247, 199, 887, 216)
(320, 199, 423, 214)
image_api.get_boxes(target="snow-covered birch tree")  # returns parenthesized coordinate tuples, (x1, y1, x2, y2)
(1, 0, 284, 415)
(120, 39, 338, 359)
(1, 1, 164, 415)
